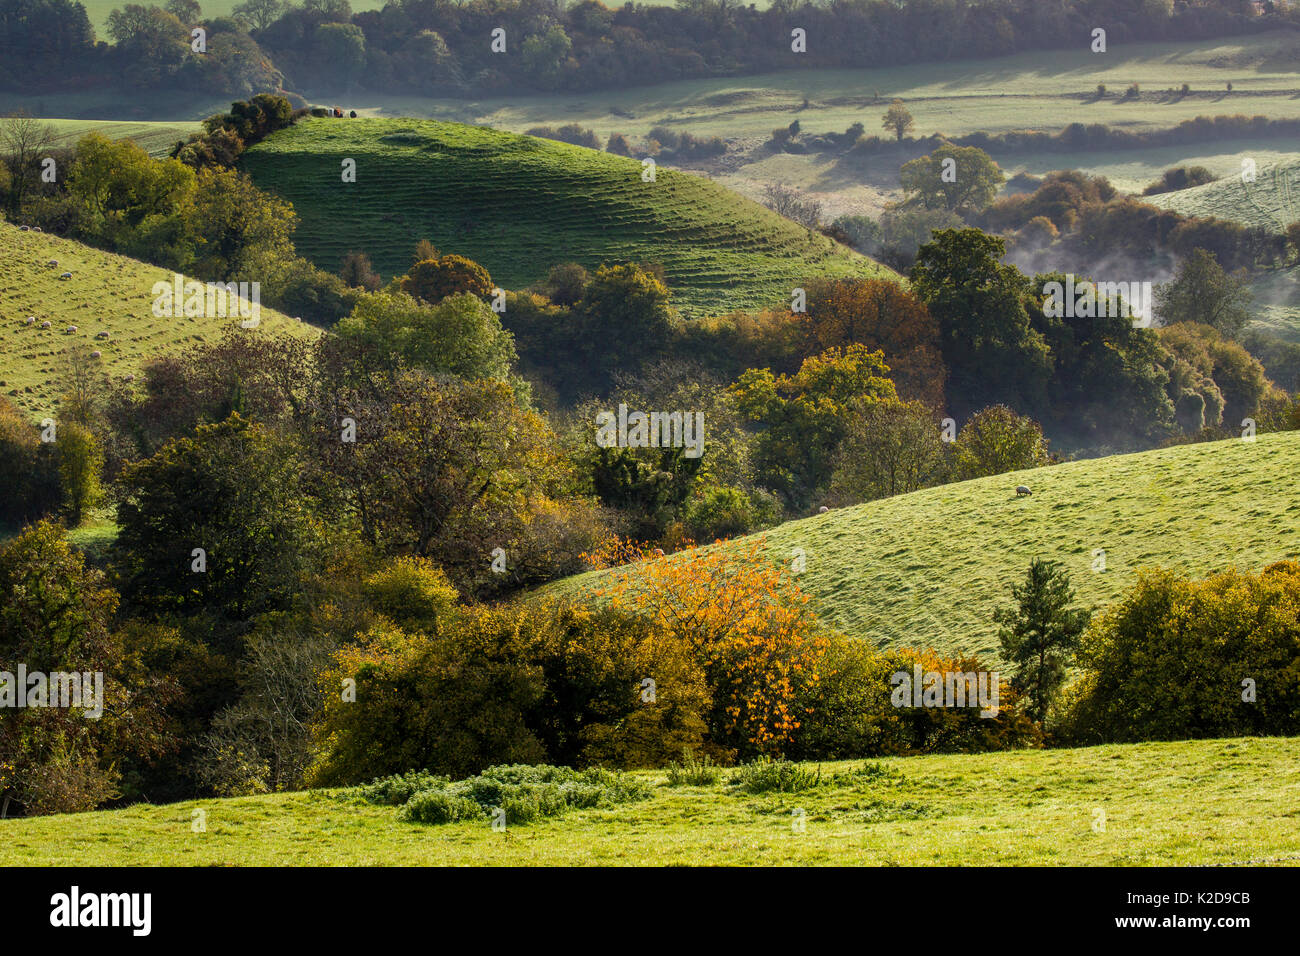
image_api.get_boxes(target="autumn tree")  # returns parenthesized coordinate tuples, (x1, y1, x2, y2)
(881, 99, 914, 140)
(590, 537, 828, 756)
(800, 277, 946, 407)
(339, 250, 381, 290)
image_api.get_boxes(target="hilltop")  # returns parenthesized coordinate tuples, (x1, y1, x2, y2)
(240, 117, 892, 316)
(0, 224, 320, 420)
(559, 430, 1300, 661)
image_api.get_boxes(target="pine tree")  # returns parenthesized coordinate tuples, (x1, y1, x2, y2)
(994, 558, 1090, 721)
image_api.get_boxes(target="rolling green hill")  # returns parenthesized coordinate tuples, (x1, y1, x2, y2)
(0, 736, 1293, 865)
(0, 223, 320, 420)
(1147, 156, 1300, 230)
(240, 117, 892, 316)
(560, 430, 1300, 661)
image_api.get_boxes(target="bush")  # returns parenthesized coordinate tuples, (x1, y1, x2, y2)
(729, 757, 823, 794)
(394, 764, 651, 826)
(664, 750, 723, 786)
(1057, 564, 1300, 744)
(348, 771, 450, 806)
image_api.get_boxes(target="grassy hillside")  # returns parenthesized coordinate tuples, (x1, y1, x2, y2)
(1, 736, 1294, 865)
(0, 223, 320, 420)
(1147, 156, 1300, 230)
(42, 118, 202, 158)
(560, 430, 1300, 661)
(240, 117, 892, 316)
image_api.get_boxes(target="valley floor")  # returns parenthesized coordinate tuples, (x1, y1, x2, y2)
(3, 736, 1296, 866)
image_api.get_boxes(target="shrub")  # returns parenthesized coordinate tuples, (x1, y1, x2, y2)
(1057, 564, 1300, 743)
(729, 757, 823, 794)
(395, 764, 651, 825)
(664, 750, 724, 786)
(401, 790, 483, 823)
(348, 771, 450, 806)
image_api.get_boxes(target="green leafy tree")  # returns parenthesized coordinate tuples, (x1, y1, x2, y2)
(1155, 248, 1253, 338)
(951, 405, 1051, 480)
(400, 254, 493, 304)
(112, 414, 319, 619)
(54, 420, 103, 527)
(994, 558, 1090, 722)
(732, 344, 898, 508)
(910, 228, 1051, 419)
(900, 144, 1005, 214)
(830, 399, 946, 503)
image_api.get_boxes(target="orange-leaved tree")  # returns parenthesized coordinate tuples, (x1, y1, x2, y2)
(590, 536, 827, 757)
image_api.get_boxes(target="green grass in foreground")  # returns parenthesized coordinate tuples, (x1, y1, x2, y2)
(2, 737, 1295, 865)
(241, 117, 891, 316)
(0, 223, 321, 421)
(559, 430, 1300, 661)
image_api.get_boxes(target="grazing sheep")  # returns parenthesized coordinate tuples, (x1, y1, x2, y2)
(95, 330, 109, 339)
(1016, 485, 1032, 497)
(46, 259, 58, 268)
(32, 226, 42, 232)
(818, 505, 830, 514)
(65, 325, 78, 333)
(90, 350, 101, 359)
(39, 320, 51, 328)
(19, 225, 29, 231)
(24, 316, 35, 325)
(59, 271, 72, 280)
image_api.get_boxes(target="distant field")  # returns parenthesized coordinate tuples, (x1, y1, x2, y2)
(41, 119, 202, 157)
(558, 431, 1300, 661)
(0, 224, 320, 420)
(241, 117, 892, 316)
(1, 736, 1294, 865)
(362, 36, 1300, 142)
(1147, 156, 1300, 230)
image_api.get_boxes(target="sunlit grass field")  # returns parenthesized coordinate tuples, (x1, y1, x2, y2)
(2, 736, 1294, 866)
(560, 430, 1300, 661)
(0, 223, 320, 420)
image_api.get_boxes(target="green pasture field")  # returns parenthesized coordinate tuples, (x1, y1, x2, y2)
(1, 736, 1294, 865)
(556, 430, 1300, 662)
(0, 223, 321, 421)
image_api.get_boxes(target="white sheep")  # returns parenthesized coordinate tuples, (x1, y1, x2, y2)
(65, 325, 78, 333)
(1016, 485, 1032, 497)
(46, 259, 58, 268)
(90, 350, 102, 359)
(24, 316, 35, 325)
(59, 272, 72, 280)
(39, 320, 51, 328)
(818, 505, 830, 514)
(95, 330, 109, 339)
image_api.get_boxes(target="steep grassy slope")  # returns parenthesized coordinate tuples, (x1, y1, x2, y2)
(240, 118, 891, 316)
(561, 431, 1300, 661)
(1, 737, 1293, 866)
(0, 223, 320, 420)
